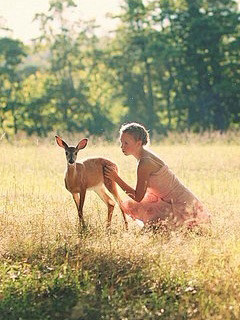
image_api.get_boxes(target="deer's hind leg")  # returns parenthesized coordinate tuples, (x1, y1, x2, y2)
(94, 184, 115, 229)
(104, 177, 128, 230)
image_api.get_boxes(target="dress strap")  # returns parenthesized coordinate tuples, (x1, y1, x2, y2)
(140, 156, 165, 167)
(140, 156, 157, 162)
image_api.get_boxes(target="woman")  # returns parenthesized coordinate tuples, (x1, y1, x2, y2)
(104, 122, 210, 228)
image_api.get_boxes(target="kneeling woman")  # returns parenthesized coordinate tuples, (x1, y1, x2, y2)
(104, 122, 210, 228)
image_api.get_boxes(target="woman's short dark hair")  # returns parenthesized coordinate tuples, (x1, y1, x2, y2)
(120, 122, 150, 145)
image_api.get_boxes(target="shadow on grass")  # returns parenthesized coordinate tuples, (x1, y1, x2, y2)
(0, 243, 214, 320)
(0, 285, 77, 320)
(70, 252, 206, 320)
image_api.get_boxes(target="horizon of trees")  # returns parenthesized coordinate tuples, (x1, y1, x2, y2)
(0, 0, 239, 138)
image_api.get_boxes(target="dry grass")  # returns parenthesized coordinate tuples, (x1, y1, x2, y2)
(0, 139, 240, 319)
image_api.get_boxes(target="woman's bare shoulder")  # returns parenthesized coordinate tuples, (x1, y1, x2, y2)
(141, 151, 165, 166)
(139, 152, 165, 173)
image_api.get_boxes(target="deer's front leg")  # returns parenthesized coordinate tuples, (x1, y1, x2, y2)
(72, 193, 80, 211)
(78, 188, 86, 227)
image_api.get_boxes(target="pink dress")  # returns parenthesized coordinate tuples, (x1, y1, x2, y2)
(122, 162, 211, 228)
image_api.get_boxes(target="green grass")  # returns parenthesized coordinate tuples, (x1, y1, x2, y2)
(0, 139, 240, 319)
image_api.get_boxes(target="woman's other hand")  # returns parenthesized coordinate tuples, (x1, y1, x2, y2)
(104, 164, 118, 181)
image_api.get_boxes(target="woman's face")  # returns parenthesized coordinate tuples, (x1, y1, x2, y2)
(120, 132, 141, 156)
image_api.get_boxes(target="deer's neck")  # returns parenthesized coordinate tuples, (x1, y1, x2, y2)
(66, 163, 77, 179)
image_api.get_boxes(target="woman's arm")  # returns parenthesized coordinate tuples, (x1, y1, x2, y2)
(134, 160, 151, 202)
(104, 165, 136, 199)
(114, 175, 136, 199)
(104, 159, 152, 202)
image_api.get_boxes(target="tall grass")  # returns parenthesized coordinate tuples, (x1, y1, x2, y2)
(0, 138, 239, 319)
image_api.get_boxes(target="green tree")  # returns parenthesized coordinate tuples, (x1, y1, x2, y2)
(33, 0, 114, 136)
(0, 37, 27, 134)
(106, 0, 157, 131)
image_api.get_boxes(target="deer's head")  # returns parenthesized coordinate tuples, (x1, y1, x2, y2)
(55, 136, 88, 164)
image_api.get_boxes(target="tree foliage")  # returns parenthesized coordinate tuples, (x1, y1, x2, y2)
(0, 0, 239, 137)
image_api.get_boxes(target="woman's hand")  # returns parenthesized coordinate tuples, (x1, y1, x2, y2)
(104, 164, 119, 181)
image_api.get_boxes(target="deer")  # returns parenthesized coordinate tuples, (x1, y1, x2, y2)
(55, 136, 128, 230)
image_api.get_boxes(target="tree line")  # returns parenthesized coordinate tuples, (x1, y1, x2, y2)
(0, 0, 239, 138)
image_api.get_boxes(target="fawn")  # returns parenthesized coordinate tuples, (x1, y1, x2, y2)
(55, 136, 128, 229)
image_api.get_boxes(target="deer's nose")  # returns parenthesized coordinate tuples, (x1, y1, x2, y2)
(69, 159, 74, 164)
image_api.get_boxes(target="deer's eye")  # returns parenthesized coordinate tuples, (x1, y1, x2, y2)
(74, 152, 77, 156)
(66, 152, 69, 156)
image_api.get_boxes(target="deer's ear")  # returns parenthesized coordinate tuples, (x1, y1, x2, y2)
(76, 138, 88, 150)
(55, 136, 68, 149)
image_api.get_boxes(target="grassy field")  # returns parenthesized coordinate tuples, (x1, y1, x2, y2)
(0, 137, 240, 319)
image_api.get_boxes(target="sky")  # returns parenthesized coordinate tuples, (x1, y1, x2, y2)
(0, 0, 239, 44)
(0, 0, 122, 43)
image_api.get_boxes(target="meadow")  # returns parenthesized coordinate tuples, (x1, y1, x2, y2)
(0, 135, 240, 319)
